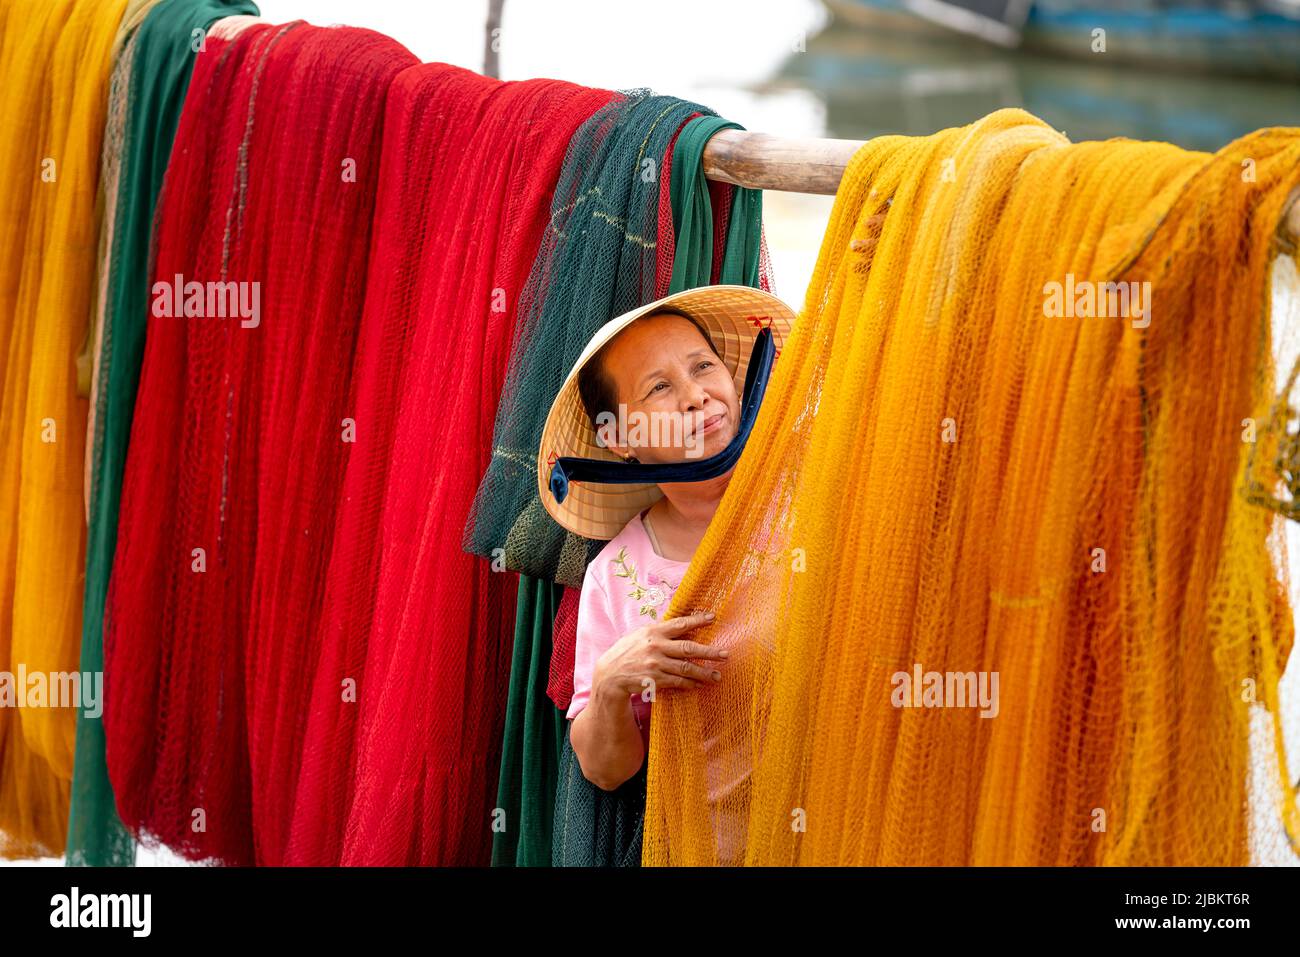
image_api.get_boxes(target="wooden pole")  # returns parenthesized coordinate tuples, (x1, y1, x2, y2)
(701, 129, 863, 196)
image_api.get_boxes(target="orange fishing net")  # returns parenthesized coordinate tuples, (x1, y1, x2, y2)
(0, 0, 127, 859)
(644, 108, 1300, 866)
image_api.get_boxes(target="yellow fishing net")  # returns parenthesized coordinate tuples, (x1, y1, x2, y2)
(644, 108, 1300, 866)
(0, 0, 127, 858)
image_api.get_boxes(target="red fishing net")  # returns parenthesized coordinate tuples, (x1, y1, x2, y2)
(104, 21, 418, 864)
(283, 67, 614, 865)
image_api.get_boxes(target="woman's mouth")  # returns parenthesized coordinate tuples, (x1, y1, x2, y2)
(697, 412, 725, 436)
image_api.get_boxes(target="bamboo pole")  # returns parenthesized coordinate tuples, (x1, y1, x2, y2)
(701, 130, 863, 196)
(701, 129, 1300, 249)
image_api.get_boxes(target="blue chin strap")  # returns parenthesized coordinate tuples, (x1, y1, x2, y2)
(548, 326, 775, 505)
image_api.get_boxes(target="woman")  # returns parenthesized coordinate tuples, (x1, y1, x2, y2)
(537, 285, 796, 799)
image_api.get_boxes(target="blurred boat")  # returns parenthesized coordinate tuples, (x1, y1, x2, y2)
(762, 15, 1300, 152)
(824, 0, 1300, 80)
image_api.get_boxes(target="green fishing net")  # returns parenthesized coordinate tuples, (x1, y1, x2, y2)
(491, 579, 565, 866)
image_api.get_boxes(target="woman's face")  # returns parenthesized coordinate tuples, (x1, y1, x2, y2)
(599, 312, 740, 464)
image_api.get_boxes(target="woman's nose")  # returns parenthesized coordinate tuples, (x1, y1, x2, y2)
(682, 383, 709, 411)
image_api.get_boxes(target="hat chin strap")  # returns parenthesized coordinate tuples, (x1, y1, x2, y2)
(548, 327, 775, 505)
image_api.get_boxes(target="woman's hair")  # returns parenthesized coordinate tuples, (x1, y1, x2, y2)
(577, 307, 721, 430)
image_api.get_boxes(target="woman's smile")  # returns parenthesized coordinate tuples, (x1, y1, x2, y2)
(696, 411, 726, 436)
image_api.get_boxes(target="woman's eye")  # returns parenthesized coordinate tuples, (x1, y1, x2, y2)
(697, 360, 714, 372)
(651, 382, 668, 394)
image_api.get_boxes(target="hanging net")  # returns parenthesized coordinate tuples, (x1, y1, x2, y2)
(643, 107, 1300, 866)
(491, 578, 566, 866)
(0, 0, 128, 860)
(547, 586, 582, 711)
(464, 91, 717, 587)
(69, 0, 259, 870)
(553, 721, 648, 867)
(487, 93, 716, 865)
(468, 95, 775, 865)
(104, 19, 417, 864)
(281, 66, 614, 866)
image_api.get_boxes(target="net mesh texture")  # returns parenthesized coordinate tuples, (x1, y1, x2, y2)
(644, 108, 1300, 866)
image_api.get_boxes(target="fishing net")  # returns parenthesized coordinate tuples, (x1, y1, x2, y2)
(104, 19, 416, 864)
(491, 579, 566, 866)
(487, 94, 709, 865)
(464, 92, 703, 585)
(469, 96, 774, 865)
(547, 586, 582, 711)
(643, 107, 1300, 866)
(66, 0, 159, 868)
(281, 66, 614, 866)
(487, 94, 706, 867)
(237, 25, 414, 869)
(0, 0, 128, 860)
(80, 0, 162, 471)
(553, 722, 647, 867)
(69, 0, 258, 870)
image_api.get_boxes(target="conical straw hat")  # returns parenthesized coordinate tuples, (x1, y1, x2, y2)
(537, 284, 798, 540)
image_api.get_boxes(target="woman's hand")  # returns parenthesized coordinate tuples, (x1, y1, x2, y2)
(592, 612, 728, 702)
(573, 613, 726, 791)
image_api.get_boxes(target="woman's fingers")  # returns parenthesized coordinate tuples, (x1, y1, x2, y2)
(653, 615, 728, 668)
(654, 612, 715, 635)
(654, 614, 726, 649)
(608, 616, 725, 695)
(657, 658, 721, 682)
(662, 638, 728, 661)
(655, 674, 706, 690)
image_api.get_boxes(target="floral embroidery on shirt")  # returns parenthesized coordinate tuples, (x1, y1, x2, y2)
(610, 546, 680, 619)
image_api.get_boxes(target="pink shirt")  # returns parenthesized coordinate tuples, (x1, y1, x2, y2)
(568, 507, 759, 864)
(566, 510, 688, 746)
